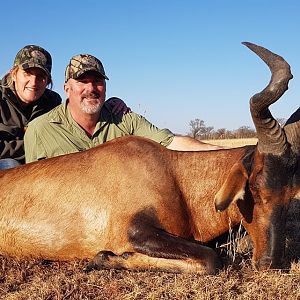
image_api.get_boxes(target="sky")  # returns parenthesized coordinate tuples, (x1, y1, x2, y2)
(1, 0, 300, 135)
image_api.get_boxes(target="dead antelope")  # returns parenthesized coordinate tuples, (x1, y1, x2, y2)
(0, 42, 296, 274)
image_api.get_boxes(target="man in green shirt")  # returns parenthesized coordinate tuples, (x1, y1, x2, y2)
(24, 54, 221, 163)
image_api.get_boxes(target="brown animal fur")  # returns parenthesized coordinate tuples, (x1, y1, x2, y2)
(0, 42, 297, 274)
(0, 136, 293, 274)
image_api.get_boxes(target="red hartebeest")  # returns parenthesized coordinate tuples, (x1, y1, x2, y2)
(0, 42, 297, 274)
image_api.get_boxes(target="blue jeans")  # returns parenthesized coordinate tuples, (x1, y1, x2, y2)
(0, 158, 21, 170)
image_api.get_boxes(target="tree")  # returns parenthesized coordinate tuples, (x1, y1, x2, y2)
(234, 126, 256, 138)
(215, 128, 226, 139)
(188, 118, 205, 138)
(188, 119, 262, 139)
(188, 118, 214, 139)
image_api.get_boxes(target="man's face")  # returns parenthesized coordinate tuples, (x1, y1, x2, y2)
(65, 71, 106, 115)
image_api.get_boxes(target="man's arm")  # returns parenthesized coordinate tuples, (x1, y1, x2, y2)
(121, 113, 224, 150)
(166, 136, 224, 151)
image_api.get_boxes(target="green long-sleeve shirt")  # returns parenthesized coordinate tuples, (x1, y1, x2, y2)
(24, 101, 174, 163)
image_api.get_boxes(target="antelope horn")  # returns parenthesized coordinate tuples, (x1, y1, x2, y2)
(243, 42, 293, 155)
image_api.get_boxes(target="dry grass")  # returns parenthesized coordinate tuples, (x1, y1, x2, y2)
(1, 219, 300, 300)
(1, 138, 300, 300)
(1, 257, 300, 299)
(1, 205, 299, 300)
(204, 138, 258, 148)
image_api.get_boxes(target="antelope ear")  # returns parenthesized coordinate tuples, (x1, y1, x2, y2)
(214, 162, 249, 212)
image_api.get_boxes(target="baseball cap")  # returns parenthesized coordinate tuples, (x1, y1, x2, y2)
(65, 54, 109, 82)
(13, 45, 52, 77)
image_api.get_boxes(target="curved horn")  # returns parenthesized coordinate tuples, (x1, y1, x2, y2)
(243, 42, 293, 155)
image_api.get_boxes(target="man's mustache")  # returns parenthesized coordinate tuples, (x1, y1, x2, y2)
(82, 92, 101, 99)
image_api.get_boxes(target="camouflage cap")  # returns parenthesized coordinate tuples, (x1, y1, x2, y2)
(65, 54, 109, 82)
(13, 45, 52, 77)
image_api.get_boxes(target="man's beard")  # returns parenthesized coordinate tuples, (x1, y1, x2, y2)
(80, 92, 104, 114)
